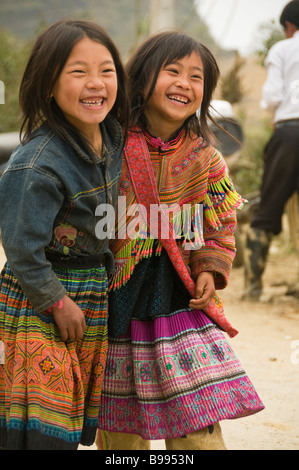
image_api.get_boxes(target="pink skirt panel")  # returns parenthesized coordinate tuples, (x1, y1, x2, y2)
(98, 310, 264, 440)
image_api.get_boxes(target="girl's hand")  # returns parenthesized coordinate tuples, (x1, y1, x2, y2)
(189, 272, 216, 310)
(51, 295, 86, 342)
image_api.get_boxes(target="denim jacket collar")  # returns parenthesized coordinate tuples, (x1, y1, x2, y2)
(55, 114, 123, 167)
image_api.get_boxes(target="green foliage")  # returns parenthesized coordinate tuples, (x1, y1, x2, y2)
(231, 21, 284, 194)
(234, 119, 273, 196)
(220, 55, 245, 104)
(0, 0, 224, 133)
(0, 29, 30, 132)
(0, 0, 222, 57)
(256, 20, 284, 65)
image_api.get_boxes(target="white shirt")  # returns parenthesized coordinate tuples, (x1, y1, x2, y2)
(260, 30, 299, 123)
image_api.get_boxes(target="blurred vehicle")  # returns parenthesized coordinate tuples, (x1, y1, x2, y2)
(203, 101, 256, 266)
(208, 99, 244, 171)
(0, 131, 19, 162)
(206, 100, 298, 262)
(0, 131, 19, 176)
(208, 100, 260, 222)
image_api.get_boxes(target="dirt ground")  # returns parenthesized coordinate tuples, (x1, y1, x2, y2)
(215, 242, 299, 451)
(152, 237, 299, 451)
(1, 239, 298, 451)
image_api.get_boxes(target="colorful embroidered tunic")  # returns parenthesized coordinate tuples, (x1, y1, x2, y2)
(98, 129, 264, 440)
(110, 129, 241, 322)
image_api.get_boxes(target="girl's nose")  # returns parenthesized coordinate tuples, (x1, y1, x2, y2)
(175, 74, 191, 89)
(87, 76, 105, 89)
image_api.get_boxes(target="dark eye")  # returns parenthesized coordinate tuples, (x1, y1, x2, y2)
(103, 68, 116, 74)
(192, 74, 203, 80)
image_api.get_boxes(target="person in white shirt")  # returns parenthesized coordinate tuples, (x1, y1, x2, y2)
(244, 0, 299, 300)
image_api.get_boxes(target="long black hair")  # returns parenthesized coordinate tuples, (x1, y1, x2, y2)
(19, 19, 130, 153)
(126, 31, 220, 144)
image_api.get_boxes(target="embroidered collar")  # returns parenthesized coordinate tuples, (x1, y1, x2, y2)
(144, 129, 184, 151)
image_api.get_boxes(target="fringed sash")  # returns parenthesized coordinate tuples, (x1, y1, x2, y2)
(124, 130, 238, 338)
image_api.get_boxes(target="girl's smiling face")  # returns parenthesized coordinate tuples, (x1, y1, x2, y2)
(144, 51, 204, 140)
(52, 36, 118, 142)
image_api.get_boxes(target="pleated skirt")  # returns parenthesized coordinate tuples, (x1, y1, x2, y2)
(0, 263, 108, 450)
(98, 309, 265, 440)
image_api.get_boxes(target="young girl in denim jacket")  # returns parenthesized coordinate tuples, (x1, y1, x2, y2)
(0, 19, 129, 450)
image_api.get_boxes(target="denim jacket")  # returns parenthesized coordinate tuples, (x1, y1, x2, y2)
(0, 115, 123, 313)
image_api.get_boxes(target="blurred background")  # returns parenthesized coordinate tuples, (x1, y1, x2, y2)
(1, 5, 298, 451)
(0, 0, 288, 197)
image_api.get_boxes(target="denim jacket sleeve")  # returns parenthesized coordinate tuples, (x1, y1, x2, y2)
(0, 165, 67, 312)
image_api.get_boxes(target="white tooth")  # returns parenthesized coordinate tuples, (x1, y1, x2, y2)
(169, 95, 187, 103)
(82, 99, 103, 106)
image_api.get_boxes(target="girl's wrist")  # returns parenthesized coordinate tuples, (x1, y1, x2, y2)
(46, 299, 63, 313)
(198, 271, 216, 278)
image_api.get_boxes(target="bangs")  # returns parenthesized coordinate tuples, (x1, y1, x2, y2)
(144, 33, 203, 99)
(163, 36, 201, 65)
(127, 30, 219, 143)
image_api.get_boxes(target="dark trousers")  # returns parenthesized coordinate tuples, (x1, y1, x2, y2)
(251, 124, 299, 235)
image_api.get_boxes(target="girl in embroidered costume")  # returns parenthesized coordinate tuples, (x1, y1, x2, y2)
(0, 20, 129, 449)
(97, 31, 264, 450)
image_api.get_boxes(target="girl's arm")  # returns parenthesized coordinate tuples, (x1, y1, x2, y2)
(189, 150, 244, 290)
(51, 295, 86, 342)
(188, 271, 215, 310)
(0, 166, 67, 312)
(0, 166, 87, 341)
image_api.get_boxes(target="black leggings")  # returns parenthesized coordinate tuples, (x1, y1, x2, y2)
(251, 125, 299, 234)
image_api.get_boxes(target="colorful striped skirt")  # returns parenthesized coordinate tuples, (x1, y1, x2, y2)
(98, 309, 265, 440)
(0, 263, 108, 450)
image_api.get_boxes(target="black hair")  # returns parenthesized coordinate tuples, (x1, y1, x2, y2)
(126, 31, 220, 144)
(280, 0, 299, 29)
(19, 19, 130, 155)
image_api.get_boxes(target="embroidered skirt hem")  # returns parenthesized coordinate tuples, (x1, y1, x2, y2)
(98, 310, 264, 440)
(0, 263, 108, 450)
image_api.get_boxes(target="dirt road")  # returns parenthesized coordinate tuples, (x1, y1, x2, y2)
(217, 245, 299, 450)
(0, 242, 298, 450)
(152, 241, 299, 451)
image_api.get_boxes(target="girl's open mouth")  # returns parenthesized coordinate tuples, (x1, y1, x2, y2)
(81, 98, 104, 107)
(167, 94, 189, 105)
